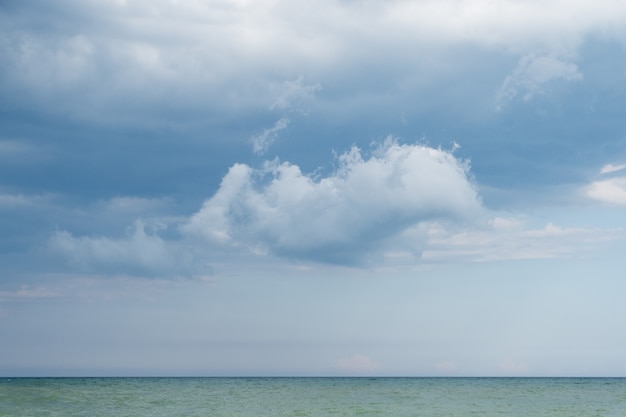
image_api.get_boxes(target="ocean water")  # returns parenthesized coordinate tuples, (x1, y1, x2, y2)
(1, 377, 625, 417)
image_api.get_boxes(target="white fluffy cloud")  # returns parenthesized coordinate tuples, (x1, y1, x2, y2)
(585, 177, 626, 206)
(47, 157, 625, 274)
(184, 140, 482, 264)
(583, 163, 626, 206)
(45, 146, 626, 275)
(50, 137, 477, 271)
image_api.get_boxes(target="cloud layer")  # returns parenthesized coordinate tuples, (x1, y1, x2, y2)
(3, 0, 626, 124)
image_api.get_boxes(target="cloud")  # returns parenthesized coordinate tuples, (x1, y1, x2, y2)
(0, 286, 61, 301)
(44, 204, 625, 277)
(183, 139, 483, 265)
(95, 196, 171, 216)
(251, 118, 290, 155)
(381, 0, 626, 59)
(583, 163, 626, 205)
(2, 0, 625, 125)
(0, 140, 35, 157)
(270, 76, 321, 114)
(585, 177, 626, 205)
(499, 358, 528, 374)
(435, 360, 458, 373)
(251, 76, 320, 155)
(49, 219, 196, 277)
(422, 218, 622, 262)
(336, 354, 381, 373)
(0, 192, 52, 208)
(600, 163, 626, 175)
(496, 53, 583, 107)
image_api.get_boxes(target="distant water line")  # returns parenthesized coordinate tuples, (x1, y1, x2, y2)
(1, 377, 625, 417)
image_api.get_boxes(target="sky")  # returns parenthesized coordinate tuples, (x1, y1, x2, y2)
(2, 0, 626, 377)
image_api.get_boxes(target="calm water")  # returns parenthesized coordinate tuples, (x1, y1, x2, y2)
(1, 377, 625, 417)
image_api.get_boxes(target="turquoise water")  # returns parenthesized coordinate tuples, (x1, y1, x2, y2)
(1, 377, 625, 417)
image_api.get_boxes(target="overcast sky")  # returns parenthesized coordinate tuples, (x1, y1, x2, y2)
(2, 0, 626, 377)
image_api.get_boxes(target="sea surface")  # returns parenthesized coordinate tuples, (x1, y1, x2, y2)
(1, 377, 625, 417)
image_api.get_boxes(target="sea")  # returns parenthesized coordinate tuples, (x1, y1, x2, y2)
(1, 377, 625, 417)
